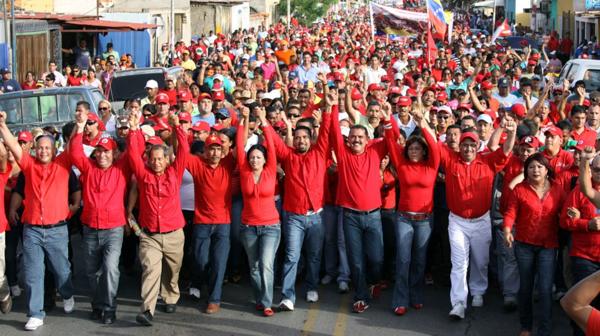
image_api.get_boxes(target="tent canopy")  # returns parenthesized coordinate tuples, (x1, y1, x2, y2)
(473, 0, 504, 7)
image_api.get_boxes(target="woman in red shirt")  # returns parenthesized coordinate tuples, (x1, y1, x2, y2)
(20, 71, 37, 90)
(503, 153, 565, 336)
(385, 114, 440, 316)
(66, 65, 83, 86)
(236, 106, 280, 317)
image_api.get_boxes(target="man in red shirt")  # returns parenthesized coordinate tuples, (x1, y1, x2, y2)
(440, 118, 517, 320)
(70, 111, 131, 325)
(185, 134, 234, 314)
(543, 125, 574, 174)
(267, 95, 332, 311)
(126, 113, 189, 326)
(0, 141, 11, 314)
(83, 111, 105, 147)
(570, 105, 597, 146)
(0, 111, 76, 331)
(331, 92, 390, 313)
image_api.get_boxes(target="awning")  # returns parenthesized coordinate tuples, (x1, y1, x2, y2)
(473, 0, 504, 7)
(61, 19, 157, 32)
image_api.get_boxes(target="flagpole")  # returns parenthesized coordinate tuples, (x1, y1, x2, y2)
(491, 0, 497, 35)
(369, 0, 375, 41)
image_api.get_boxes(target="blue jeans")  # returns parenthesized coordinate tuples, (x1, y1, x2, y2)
(228, 194, 243, 276)
(494, 225, 519, 297)
(515, 242, 556, 336)
(392, 215, 432, 308)
(23, 224, 74, 319)
(571, 257, 600, 336)
(241, 224, 281, 308)
(322, 205, 350, 283)
(192, 224, 230, 304)
(343, 209, 383, 302)
(281, 212, 324, 303)
(82, 226, 123, 312)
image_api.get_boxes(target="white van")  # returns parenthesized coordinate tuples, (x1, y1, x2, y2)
(556, 59, 600, 92)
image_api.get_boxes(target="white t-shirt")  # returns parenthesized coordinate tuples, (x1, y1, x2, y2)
(493, 93, 519, 108)
(180, 169, 195, 211)
(363, 67, 387, 86)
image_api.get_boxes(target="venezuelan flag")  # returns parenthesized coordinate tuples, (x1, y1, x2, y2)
(427, 0, 447, 37)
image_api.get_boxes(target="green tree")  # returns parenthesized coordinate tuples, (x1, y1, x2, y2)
(277, 0, 337, 26)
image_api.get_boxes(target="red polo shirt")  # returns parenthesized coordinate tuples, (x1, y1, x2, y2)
(571, 127, 597, 147)
(504, 181, 565, 248)
(386, 125, 440, 213)
(440, 146, 510, 219)
(543, 148, 574, 174)
(186, 153, 234, 224)
(331, 106, 388, 211)
(0, 163, 12, 232)
(127, 126, 188, 233)
(17, 152, 72, 225)
(267, 111, 331, 214)
(70, 133, 131, 230)
(236, 123, 279, 226)
(560, 184, 600, 263)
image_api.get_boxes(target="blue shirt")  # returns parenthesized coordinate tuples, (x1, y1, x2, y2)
(192, 113, 215, 126)
(0, 79, 21, 93)
(295, 65, 319, 85)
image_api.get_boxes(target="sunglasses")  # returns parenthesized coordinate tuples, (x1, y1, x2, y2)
(288, 114, 300, 118)
(99, 107, 109, 111)
(86, 121, 97, 126)
(437, 115, 450, 120)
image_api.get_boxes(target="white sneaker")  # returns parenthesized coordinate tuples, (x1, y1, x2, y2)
(189, 287, 201, 299)
(10, 285, 21, 297)
(306, 290, 319, 303)
(472, 295, 484, 307)
(279, 299, 294, 311)
(338, 281, 350, 293)
(63, 296, 75, 313)
(449, 302, 465, 320)
(24, 317, 44, 331)
(321, 275, 334, 285)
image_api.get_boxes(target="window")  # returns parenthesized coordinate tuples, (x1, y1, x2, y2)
(0, 98, 22, 124)
(39, 95, 58, 122)
(584, 70, 600, 91)
(57, 93, 84, 122)
(21, 96, 39, 124)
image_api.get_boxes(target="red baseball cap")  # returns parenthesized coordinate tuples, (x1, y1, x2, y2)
(544, 126, 563, 137)
(204, 134, 223, 147)
(212, 90, 225, 101)
(511, 104, 527, 118)
(153, 120, 170, 132)
(436, 91, 448, 102)
(87, 113, 106, 131)
(481, 81, 493, 90)
(397, 96, 412, 106)
(155, 92, 170, 105)
(389, 86, 402, 95)
(17, 130, 33, 142)
(145, 136, 163, 146)
(457, 103, 472, 112)
(199, 92, 212, 101)
(211, 123, 225, 132)
(178, 112, 192, 123)
(96, 137, 117, 151)
(519, 135, 541, 149)
(177, 90, 192, 102)
(527, 59, 537, 66)
(460, 132, 480, 144)
(350, 88, 362, 100)
(192, 121, 210, 132)
(367, 83, 384, 92)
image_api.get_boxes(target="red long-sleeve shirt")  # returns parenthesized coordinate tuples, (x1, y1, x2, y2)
(331, 106, 388, 211)
(70, 133, 131, 230)
(440, 146, 509, 219)
(543, 148, 574, 174)
(17, 152, 72, 225)
(500, 156, 524, 214)
(504, 181, 565, 248)
(0, 163, 11, 232)
(236, 123, 279, 226)
(380, 169, 397, 210)
(387, 125, 440, 213)
(127, 126, 188, 233)
(268, 111, 331, 214)
(560, 185, 600, 262)
(186, 153, 234, 224)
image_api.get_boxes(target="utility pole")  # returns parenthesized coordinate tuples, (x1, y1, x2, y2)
(10, 0, 15, 75)
(287, 0, 290, 30)
(170, 0, 174, 64)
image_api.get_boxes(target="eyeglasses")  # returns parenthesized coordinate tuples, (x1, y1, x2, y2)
(99, 107, 109, 111)
(288, 114, 300, 118)
(437, 115, 450, 120)
(86, 121, 97, 126)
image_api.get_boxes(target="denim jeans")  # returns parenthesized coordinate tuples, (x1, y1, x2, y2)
(494, 225, 519, 298)
(192, 224, 230, 304)
(381, 209, 397, 280)
(343, 209, 383, 302)
(281, 212, 324, 303)
(241, 224, 281, 308)
(571, 257, 600, 336)
(228, 194, 243, 277)
(392, 215, 432, 308)
(515, 241, 556, 336)
(23, 224, 74, 319)
(82, 225, 124, 312)
(322, 205, 350, 283)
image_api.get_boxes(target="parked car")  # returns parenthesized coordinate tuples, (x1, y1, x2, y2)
(0, 86, 104, 132)
(107, 66, 183, 113)
(556, 59, 600, 92)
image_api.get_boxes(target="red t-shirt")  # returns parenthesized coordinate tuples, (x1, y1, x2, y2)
(0, 163, 12, 232)
(560, 185, 600, 263)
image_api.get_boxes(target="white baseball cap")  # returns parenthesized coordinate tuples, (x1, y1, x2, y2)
(476, 114, 493, 124)
(145, 79, 159, 89)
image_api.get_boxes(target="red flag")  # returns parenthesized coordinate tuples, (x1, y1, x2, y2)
(427, 28, 438, 69)
(491, 19, 512, 43)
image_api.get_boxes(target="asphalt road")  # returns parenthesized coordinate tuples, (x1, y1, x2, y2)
(0, 235, 572, 336)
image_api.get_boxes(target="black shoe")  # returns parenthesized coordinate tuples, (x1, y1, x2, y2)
(164, 304, 176, 313)
(102, 312, 116, 325)
(89, 308, 103, 320)
(136, 310, 153, 326)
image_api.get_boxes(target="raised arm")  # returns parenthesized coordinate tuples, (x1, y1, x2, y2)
(256, 106, 277, 171)
(579, 146, 600, 208)
(313, 95, 333, 156)
(169, 114, 189, 179)
(502, 117, 518, 156)
(263, 113, 291, 161)
(0, 111, 22, 163)
(126, 113, 146, 178)
(561, 270, 600, 333)
(70, 112, 91, 173)
(236, 106, 250, 168)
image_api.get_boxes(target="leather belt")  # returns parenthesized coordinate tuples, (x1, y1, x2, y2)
(29, 221, 67, 229)
(398, 211, 431, 221)
(142, 227, 178, 235)
(343, 207, 379, 215)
